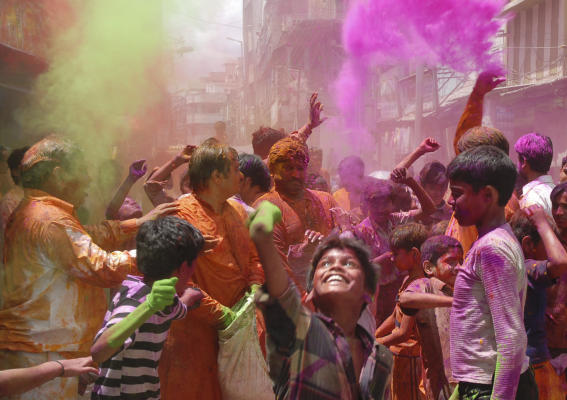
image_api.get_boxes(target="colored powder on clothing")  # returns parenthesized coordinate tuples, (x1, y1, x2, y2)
(336, 0, 507, 124)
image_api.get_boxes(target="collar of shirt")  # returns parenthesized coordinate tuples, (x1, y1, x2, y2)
(23, 188, 75, 214)
(522, 175, 554, 197)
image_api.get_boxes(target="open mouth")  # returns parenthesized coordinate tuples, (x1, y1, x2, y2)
(324, 274, 348, 284)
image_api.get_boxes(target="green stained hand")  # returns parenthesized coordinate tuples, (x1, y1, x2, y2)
(146, 277, 178, 312)
(248, 201, 282, 237)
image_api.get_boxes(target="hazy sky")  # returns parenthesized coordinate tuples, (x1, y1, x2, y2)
(166, 0, 243, 89)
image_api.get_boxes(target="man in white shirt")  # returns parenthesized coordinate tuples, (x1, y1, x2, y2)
(515, 132, 555, 215)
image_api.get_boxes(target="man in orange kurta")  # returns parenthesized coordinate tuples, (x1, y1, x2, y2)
(0, 137, 175, 399)
(159, 142, 264, 400)
(253, 136, 337, 291)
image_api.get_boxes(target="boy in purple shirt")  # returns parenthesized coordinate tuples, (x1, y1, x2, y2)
(447, 145, 538, 399)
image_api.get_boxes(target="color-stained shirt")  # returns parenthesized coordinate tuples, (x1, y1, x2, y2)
(520, 175, 555, 216)
(92, 275, 187, 399)
(450, 224, 529, 399)
(403, 277, 454, 399)
(159, 194, 264, 400)
(0, 185, 22, 266)
(0, 189, 137, 354)
(524, 259, 556, 365)
(253, 189, 336, 290)
(256, 282, 393, 400)
(333, 187, 365, 224)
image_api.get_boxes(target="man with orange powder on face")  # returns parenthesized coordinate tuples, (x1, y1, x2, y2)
(253, 136, 338, 292)
(158, 140, 265, 400)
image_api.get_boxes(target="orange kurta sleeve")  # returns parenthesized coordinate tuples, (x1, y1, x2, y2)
(83, 219, 138, 251)
(454, 89, 484, 155)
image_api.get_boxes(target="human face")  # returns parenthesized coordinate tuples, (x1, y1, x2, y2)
(367, 196, 394, 227)
(340, 164, 364, 193)
(424, 181, 448, 206)
(219, 154, 243, 199)
(56, 156, 90, 208)
(391, 247, 417, 272)
(560, 164, 567, 184)
(448, 179, 489, 227)
(552, 192, 567, 230)
(430, 247, 462, 286)
(312, 248, 366, 305)
(273, 159, 306, 197)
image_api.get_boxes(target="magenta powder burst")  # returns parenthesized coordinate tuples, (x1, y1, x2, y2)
(336, 0, 507, 123)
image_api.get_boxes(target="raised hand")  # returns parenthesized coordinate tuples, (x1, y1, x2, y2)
(390, 167, 410, 185)
(524, 204, 549, 226)
(308, 92, 327, 130)
(146, 277, 178, 311)
(128, 159, 147, 181)
(474, 71, 506, 96)
(174, 145, 197, 166)
(418, 137, 440, 154)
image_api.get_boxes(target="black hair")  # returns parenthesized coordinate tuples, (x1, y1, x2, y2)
(420, 235, 462, 266)
(389, 222, 429, 251)
(509, 210, 541, 246)
(238, 153, 271, 193)
(447, 145, 517, 207)
(136, 216, 204, 280)
(7, 146, 30, 185)
(308, 235, 376, 293)
(551, 182, 567, 205)
(419, 161, 448, 186)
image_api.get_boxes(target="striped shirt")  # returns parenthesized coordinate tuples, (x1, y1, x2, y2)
(92, 275, 187, 399)
(450, 224, 529, 399)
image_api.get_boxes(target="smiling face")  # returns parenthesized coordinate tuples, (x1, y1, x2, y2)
(427, 247, 462, 287)
(312, 247, 367, 306)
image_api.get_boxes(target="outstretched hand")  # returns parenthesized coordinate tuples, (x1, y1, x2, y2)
(138, 201, 180, 225)
(418, 137, 440, 154)
(129, 159, 147, 181)
(59, 357, 98, 378)
(474, 71, 505, 96)
(146, 277, 178, 312)
(308, 92, 327, 130)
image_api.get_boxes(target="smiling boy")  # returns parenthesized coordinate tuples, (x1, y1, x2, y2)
(447, 145, 537, 399)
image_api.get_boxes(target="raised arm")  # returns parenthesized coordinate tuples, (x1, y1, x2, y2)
(394, 137, 440, 171)
(248, 201, 287, 298)
(106, 159, 147, 219)
(399, 292, 453, 309)
(294, 93, 327, 143)
(149, 145, 195, 184)
(391, 167, 436, 216)
(525, 205, 567, 279)
(454, 71, 505, 154)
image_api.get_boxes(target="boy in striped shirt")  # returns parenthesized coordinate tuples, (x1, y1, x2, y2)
(90, 216, 205, 399)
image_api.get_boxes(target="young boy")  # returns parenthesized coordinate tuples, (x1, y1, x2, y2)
(249, 201, 393, 399)
(447, 145, 537, 399)
(510, 205, 567, 399)
(375, 222, 429, 400)
(90, 216, 205, 399)
(399, 235, 463, 399)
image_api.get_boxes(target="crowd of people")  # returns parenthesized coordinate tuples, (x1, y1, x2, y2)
(0, 73, 567, 400)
